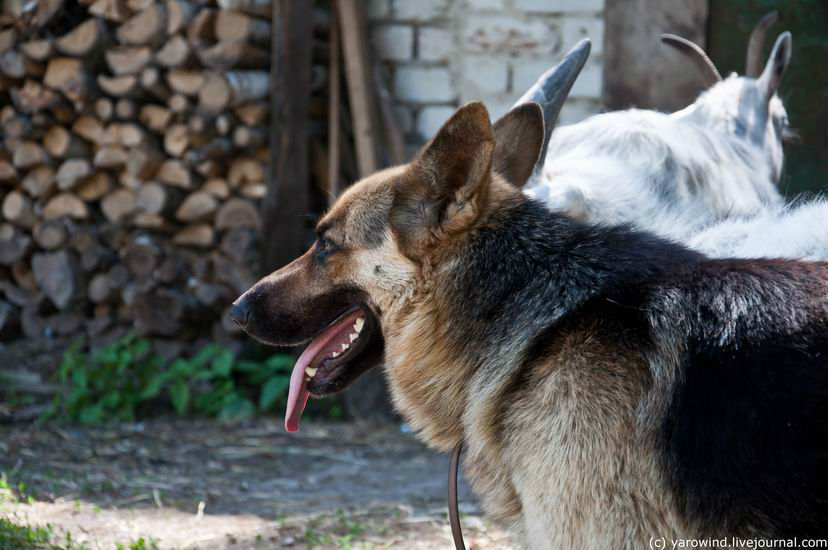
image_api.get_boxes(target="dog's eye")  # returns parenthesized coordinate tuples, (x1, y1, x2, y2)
(316, 237, 338, 261)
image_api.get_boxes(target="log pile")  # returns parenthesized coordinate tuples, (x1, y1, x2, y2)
(0, 0, 337, 350)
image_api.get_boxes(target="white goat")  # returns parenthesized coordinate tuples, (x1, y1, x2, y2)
(508, 15, 828, 265)
(658, 19, 828, 262)
(514, 25, 828, 262)
(517, 22, 793, 243)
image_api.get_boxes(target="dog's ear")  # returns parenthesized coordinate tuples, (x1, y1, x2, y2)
(492, 102, 544, 188)
(391, 102, 494, 256)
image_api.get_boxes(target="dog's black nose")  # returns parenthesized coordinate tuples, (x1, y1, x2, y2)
(229, 300, 250, 327)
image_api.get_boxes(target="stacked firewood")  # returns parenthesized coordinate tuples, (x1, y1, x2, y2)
(0, 0, 331, 349)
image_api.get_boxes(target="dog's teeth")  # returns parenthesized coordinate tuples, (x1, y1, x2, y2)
(354, 317, 364, 332)
(341, 343, 349, 351)
(331, 351, 340, 358)
(305, 367, 317, 378)
(349, 332, 358, 342)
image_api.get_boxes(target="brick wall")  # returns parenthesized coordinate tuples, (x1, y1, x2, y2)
(367, 0, 605, 151)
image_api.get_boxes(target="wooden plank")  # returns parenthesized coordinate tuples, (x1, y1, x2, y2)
(337, 0, 379, 178)
(335, 1, 396, 424)
(326, 0, 341, 206)
(261, 0, 313, 272)
(376, 68, 405, 165)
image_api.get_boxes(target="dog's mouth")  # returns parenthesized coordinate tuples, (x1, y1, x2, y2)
(285, 306, 378, 432)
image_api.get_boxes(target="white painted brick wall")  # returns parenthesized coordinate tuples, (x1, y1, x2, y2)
(462, 0, 505, 10)
(394, 66, 456, 103)
(569, 62, 602, 98)
(369, 0, 606, 148)
(514, 0, 605, 13)
(418, 27, 453, 61)
(461, 56, 509, 95)
(560, 16, 604, 54)
(461, 15, 560, 54)
(512, 57, 560, 95)
(558, 98, 599, 125)
(394, 0, 450, 21)
(372, 25, 414, 61)
(417, 106, 457, 138)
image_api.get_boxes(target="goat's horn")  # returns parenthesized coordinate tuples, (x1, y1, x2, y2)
(660, 34, 722, 85)
(512, 38, 591, 179)
(746, 11, 780, 77)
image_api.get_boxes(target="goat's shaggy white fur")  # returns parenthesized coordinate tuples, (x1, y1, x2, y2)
(526, 106, 828, 261)
(689, 198, 828, 261)
(525, 108, 783, 241)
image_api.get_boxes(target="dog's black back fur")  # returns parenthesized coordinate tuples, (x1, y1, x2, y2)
(664, 260, 828, 536)
(450, 197, 828, 537)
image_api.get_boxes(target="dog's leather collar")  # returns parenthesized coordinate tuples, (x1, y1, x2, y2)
(449, 442, 466, 550)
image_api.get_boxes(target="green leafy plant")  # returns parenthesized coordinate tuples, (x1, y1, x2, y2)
(40, 335, 342, 424)
(0, 517, 89, 550)
(44, 336, 160, 424)
(116, 537, 159, 550)
(303, 509, 378, 549)
(0, 473, 36, 505)
(0, 518, 54, 549)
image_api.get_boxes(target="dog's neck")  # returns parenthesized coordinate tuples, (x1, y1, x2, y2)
(383, 191, 702, 452)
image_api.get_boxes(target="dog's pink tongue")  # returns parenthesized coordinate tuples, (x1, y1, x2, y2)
(285, 350, 313, 432)
(284, 309, 365, 432)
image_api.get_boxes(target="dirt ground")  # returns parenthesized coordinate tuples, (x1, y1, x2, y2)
(0, 419, 513, 549)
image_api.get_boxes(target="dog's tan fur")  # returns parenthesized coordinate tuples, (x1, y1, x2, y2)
(384, 282, 696, 546)
(494, 316, 693, 546)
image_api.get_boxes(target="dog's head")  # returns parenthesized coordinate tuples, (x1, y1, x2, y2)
(232, 101, 544, 431)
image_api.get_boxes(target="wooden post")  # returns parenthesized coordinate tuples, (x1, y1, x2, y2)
(376, 69, 406, 165)
(337, 0, 380, 178)
(334, 0, 397, 423)
(261, 0, 313, 272)
(326, 0, 341, 205)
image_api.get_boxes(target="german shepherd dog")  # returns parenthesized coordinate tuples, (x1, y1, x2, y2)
(232, 99, 828, 547)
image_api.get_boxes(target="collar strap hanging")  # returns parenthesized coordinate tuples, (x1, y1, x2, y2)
(448, 441, 466, 550)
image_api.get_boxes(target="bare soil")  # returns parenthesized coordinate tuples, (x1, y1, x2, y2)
(0, 419, 512, 549)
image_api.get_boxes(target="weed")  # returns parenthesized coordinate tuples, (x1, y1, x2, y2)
(0, 473, 36, 505)
(0, 517, 89, 550)
(116, 537, 160, 550)
(0, 518, 53, 549)
(40, 335, 343, 424)
(302, 510, 388, 549)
